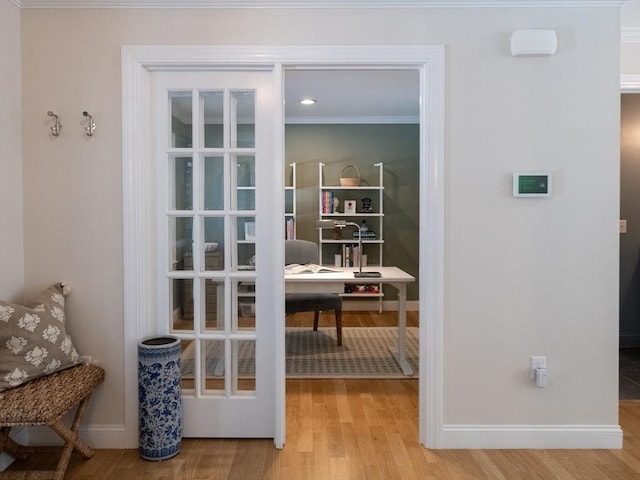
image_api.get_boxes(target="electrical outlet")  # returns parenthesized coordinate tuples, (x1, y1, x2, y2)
(530, 356, 546, 380)
(620, 220, 628, 234)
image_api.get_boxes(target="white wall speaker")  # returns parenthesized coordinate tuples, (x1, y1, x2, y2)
(510, 30, 557, 56)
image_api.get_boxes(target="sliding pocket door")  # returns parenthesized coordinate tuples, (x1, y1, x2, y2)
(155, 70, 278, 438)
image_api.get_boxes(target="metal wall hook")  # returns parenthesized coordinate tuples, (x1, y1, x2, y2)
(47, 111, 62, 137)
(82, 111, 96, 137)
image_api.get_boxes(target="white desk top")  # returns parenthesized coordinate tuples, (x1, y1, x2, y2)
(285, 266, 415, 285)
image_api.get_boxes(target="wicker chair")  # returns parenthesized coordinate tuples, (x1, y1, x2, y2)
(0, 363, 105, 480)
(285, 240, 343, 346)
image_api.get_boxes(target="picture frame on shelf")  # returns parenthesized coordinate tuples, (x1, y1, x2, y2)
(344, 200, 356, 215)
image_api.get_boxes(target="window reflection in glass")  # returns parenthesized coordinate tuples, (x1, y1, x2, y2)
(202, 339, 225, 393)
(172, 156, 193, 211)
(170, 216, 193, 271)
(203, 217, 224, 271)
(233, 339, 256, 393)
(203, 156, 224, 211)
(170, 92, 192, 148)
(171, 278, 193, 332)
(202, 92, 224, 148)
(231, 91, 255, 149)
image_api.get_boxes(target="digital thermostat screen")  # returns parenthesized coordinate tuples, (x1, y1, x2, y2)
(513, 173, 551, 197)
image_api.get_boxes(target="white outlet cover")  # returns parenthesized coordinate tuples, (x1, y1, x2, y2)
(530, 356, 546, 379)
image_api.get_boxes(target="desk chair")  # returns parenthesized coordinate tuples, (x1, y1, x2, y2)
(285, 240, 343, 346)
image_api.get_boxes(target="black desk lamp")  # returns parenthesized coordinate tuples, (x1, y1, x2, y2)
(316, 219, 381, 278)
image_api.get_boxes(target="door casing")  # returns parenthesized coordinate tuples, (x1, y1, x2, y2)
(122, 44, 446, 449)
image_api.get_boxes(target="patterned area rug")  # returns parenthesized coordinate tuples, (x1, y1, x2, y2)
(286, 327, 419, 378)
(181, 327, 419, 379)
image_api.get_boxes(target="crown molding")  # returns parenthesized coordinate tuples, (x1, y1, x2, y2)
(286, 115, 419, 124)
(622, 27, 640, 44)
(12, 0, 628, 9)
(622, 74, 640, 92)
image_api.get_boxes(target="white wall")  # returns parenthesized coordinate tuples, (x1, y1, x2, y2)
(623, 0, 640, 32)
(622, 0, 640, 77)
(446, 10, 621, 428)
(19, 5, 622, 446)
(0, 0, 24, 302)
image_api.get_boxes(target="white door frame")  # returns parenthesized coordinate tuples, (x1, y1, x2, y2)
(122, 44, 445, 449)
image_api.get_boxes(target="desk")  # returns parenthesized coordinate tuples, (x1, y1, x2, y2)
(285, 266, 416, 375)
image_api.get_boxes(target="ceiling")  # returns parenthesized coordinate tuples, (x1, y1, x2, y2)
(171, 69, 420, 124)
(284, 69, 420, 124)
(14, 0, 627, 7)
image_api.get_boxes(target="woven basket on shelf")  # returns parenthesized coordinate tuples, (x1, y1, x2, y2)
(339, 165, 361, 186)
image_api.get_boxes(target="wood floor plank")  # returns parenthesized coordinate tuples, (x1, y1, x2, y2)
(468, 449, 506, 480)
(333, 378, 354, 424)
(527, 450, 577, 480)
(16, 380, 640, 480)
(6, 311, 640, 480)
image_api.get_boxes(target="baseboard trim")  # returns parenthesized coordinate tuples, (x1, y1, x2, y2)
(5, 424, 624, 454)
(0, 425, 126, 472)
(440, 424, 623, 449)
(24, 424, 126, 449)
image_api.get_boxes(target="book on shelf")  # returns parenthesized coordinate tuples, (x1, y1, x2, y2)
(344, 284, 380, 294)
(321, 191, 336, 214)
(352, 231, 376, 239)
(285, 218, 296, 240)
(285, 263, 343, 274)
(341, 244, 366, 267)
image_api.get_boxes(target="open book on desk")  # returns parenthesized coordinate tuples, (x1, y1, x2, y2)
(285, 263, 343, 274)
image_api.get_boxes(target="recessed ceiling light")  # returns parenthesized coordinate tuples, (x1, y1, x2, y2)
(300, 98, 317, 105)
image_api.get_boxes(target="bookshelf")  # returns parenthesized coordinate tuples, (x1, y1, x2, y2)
(285, 162, 296, 240)
(318, 162, 384, 309)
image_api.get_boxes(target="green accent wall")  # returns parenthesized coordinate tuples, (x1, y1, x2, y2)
(285, 124, 420, 301)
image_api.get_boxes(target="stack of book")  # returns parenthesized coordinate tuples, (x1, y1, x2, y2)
(341, 244, 364, 267)
(321, 191, 336, 214)
(352, 231, 376, 240)
(285, 218, 296, 240)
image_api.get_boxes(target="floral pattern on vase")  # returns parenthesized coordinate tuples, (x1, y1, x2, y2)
(138, 336, 182, 461)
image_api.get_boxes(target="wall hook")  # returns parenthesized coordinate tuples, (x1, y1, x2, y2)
(47, 111, 62, 137)
(82, 111, 96, 137)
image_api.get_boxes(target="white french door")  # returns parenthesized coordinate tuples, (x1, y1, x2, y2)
(154, 70, 278, 437)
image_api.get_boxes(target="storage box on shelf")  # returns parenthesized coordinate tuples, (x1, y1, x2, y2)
(318, 162, 384, 311)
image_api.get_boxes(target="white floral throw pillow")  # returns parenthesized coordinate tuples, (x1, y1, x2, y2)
(0, 283, 80, 391)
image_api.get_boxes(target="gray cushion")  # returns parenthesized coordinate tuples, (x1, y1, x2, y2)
(285, 240, 319, 265)
(285, 293, 342, 315)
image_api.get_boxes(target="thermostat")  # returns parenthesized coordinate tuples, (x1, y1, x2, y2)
(513, 172, 551, 197)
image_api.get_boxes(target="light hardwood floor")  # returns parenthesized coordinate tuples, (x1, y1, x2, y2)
(8, 312, 640, 480)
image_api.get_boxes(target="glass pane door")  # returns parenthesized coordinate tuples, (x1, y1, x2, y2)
(156, 70, 276, 438)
